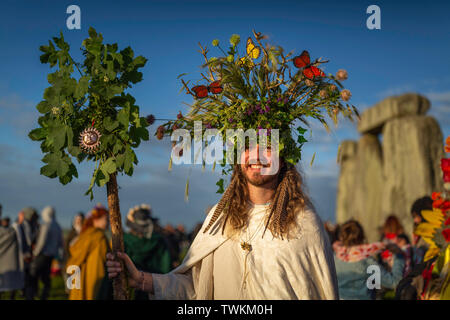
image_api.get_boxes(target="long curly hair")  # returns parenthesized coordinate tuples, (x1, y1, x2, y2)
(203, 162, 313, 239)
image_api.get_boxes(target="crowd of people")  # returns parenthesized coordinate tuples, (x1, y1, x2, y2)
(0, 203, 202, 300)
(0, 195, 445, 300)
(325, 196, 442, 300)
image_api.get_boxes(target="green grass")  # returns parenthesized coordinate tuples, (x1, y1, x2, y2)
(0, 274, 68, 300)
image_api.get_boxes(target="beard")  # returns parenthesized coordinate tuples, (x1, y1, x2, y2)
(241, 163, 279, 187)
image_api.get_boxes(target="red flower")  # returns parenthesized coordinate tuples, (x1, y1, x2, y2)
(385, 232, 397, 240)
(433, 198, 445, 209)
(442, 228, 450, 242)
(445, 136, 450, 153)
(432, 192, 442, 201)
(442, 159, 450, 182)
(445, 216, 450, 226)
(381, 249, 392, 260)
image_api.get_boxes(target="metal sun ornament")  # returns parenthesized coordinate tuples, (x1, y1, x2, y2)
(79, 127, 102, 154)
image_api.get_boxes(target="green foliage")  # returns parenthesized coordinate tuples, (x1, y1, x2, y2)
(29, 28, 149, 199)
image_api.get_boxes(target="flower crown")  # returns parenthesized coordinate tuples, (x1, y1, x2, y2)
(157, 31, 359, 192)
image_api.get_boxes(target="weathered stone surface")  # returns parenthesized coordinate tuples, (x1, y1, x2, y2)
(336, 140, 358, 226)
(336, 136, 384, 242)
(381, 115, 444, 237)
(352, 134, 384, 242)
(358, 93, 430, 134)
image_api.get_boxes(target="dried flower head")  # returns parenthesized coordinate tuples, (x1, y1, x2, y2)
(146, 114, 155, 125)
(336, 69, 348, 81)
(156, 125, 165, 140)
(319, 89, 328, 99)
(305, 79, 315, 87)
(341, 89, 351, 101)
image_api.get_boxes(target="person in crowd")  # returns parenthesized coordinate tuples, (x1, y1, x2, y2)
(410, 196, 434, 265)
(324, 221, 339, 245)
(18, 207, 39, 300)
(163, 224, 181, 268)
(123, 204, 171, 300)
(64, 212, 85, 260)
(380, 215, 406, 243)
(333, 219, 405, 300)
(66, 205, 110, 300)
(379, 215, 412, 276)
(175, 224, 190, 264)
(395, 196, 438, 299)
(1, 217, 10, 227)
(30, 206, 63, 300)
(0, 204, 24, 299)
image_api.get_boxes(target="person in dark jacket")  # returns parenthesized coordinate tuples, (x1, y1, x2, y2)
(30, 206, 63, 300)
(123, 204, 171, 300)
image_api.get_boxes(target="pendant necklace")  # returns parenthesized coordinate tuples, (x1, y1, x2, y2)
(240, 203, 270, 291)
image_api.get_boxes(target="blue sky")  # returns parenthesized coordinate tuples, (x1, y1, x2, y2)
(0, 0, 449, 230)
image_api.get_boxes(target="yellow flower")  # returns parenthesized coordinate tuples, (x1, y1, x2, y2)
(421, 208, 445, 227)
(424, 244, 440, 262)
(414, 222, 438, 239)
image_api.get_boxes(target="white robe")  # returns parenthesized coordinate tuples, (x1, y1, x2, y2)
(151, 203, 339, 300)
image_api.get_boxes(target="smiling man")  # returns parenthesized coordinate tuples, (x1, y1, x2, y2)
(107, 144, 339, 299)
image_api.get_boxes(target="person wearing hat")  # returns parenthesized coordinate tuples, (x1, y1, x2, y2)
(123, 204, 171, 300)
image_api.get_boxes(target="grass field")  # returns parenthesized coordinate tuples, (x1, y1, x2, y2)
(0, 274, 68, 300)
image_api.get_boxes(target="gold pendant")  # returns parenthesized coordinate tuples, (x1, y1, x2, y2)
(241, 241, 252, 252)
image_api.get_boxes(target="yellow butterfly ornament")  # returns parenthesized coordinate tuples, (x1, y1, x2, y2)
(240, 37, 260, 67)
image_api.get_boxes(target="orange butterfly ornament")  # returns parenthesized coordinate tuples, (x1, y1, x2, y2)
(293, 50, 325, 80)
(191, 80, 223, 99)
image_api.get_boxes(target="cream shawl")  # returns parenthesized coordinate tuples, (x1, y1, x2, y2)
(151, 204, 339, 300)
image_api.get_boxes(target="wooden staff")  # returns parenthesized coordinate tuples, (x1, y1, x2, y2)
(106, 173, 128, 300)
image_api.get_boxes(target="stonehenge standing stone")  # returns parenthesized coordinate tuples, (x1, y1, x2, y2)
(336, 135, 384, 242)
(357, 93, 430, 134)
(336, 93, 444, 241)
(336, 140, 358, 225)
(353, 133, 384, 242)
(381, 115, 444, 237)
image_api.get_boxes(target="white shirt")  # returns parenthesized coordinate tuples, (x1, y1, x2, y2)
(151, 203, 339, 300)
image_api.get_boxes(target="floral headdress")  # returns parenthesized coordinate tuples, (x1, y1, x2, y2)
(157, 31, 359, 192)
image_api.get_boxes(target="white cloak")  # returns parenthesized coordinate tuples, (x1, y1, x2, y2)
(151, 203, 339, 300)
